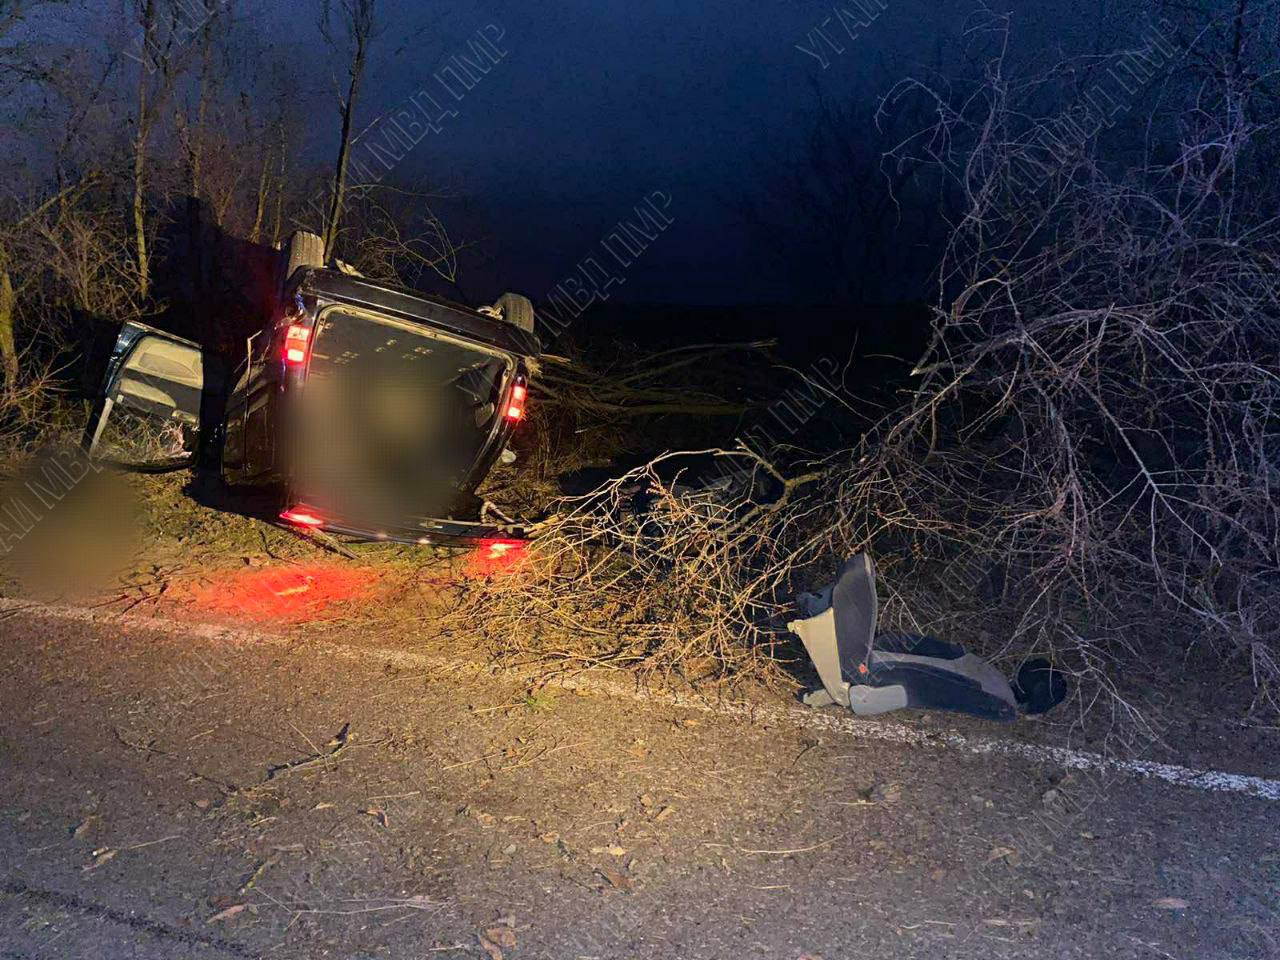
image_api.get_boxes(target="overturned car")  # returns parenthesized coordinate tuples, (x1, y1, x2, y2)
(84, 231, 541, 544)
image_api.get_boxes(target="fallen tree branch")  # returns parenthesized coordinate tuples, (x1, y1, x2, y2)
(266, 723, 351, 781)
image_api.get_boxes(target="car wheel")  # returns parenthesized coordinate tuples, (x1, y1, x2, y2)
(493, 292, 535, 333)
(282, 230, 325, 287)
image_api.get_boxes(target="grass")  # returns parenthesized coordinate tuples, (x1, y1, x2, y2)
(524, 691, 557, 712)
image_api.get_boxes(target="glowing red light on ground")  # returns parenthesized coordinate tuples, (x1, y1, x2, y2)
(184, 564, 379, 623)
(467, 538, 527, 576)
(280, 507, 324, 527)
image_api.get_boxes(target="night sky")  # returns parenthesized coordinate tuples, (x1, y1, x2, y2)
(20, 0, 1140, 304)
(362, 0, 1101, 304)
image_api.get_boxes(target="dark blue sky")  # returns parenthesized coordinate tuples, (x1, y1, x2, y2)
(355, 0, 973, 304)
(391, 0, 1129, 304)
(24, 0, 1143, 304)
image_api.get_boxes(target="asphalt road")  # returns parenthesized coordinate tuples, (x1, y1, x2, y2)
(1, 606, 1277, 960)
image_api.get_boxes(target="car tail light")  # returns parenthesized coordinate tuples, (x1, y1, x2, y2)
(505, 382, 527, 422)
(280, 506, 324, 527)
(282, 324, 311, 366)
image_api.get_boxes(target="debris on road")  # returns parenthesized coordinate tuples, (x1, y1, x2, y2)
(597, 865, 635, 892)
(207, 903, 247, 924)
(265, 722, 351, 781)
(866, 781, 902, 805)
(81, 847, 117, 871)
(70, 816, 98, 838)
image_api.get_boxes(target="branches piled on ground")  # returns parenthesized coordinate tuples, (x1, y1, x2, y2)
(478, 339, 777, 517)
(458, 447, 822, 682)
(465, 20, 1280, 718)
(809, 20, 1280, 716)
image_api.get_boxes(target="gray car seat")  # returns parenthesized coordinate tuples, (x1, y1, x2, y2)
(789, 554, 1057, 722)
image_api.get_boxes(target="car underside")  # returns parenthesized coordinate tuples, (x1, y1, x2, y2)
(85, 232, 541, 545)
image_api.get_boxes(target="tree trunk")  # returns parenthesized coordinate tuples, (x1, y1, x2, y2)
(133, 121, 151, 299)
(322, 35, 367, 262)
(189, 2, 222, 206)
(249, 146, 271, 244)
(267, 116, 289, 246)
(0, 265, 18, 391)
(132, 0, 156, 300)
(190, 77, 206, 203)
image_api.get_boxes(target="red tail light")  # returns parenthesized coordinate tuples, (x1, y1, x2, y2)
(280, 506, 324, 527)
(282, 324, 311, 366)
(505, 382, 527, 422)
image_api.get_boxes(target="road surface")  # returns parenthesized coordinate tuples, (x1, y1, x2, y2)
(1, 605, 1276, 959)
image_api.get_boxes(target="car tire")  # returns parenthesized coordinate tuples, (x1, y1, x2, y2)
(493, 292, 535, 333)
(282, 230, 325, 287)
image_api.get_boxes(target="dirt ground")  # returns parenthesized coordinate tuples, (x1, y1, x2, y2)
(1, 472, 1278, 959)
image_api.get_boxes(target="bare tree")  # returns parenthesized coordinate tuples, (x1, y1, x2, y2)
(129, 0, 187, 299)
(0, 0, 88, 389)
(340, 183, 467, 286)
(173, 0, 232, 210)
(320, 0, 378, 262)
(0, 174, 109, 387)
(270, 116, 290, 245)
(253, 63, 303, 246)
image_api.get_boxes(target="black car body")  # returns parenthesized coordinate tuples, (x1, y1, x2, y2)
(85, 252, 540, 544)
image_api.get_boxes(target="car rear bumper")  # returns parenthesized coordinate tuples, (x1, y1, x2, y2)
(285, 511, 533, 547)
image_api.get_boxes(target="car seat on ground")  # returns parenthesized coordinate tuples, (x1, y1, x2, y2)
(788, 554, 1066, 721)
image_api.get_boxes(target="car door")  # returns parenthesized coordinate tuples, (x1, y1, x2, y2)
(83, 322, 205, 470)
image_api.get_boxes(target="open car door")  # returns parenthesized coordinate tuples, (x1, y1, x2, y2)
(83, 322, 204, 470)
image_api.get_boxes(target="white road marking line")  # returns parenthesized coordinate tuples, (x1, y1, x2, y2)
(4, 596, 1279, 802)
